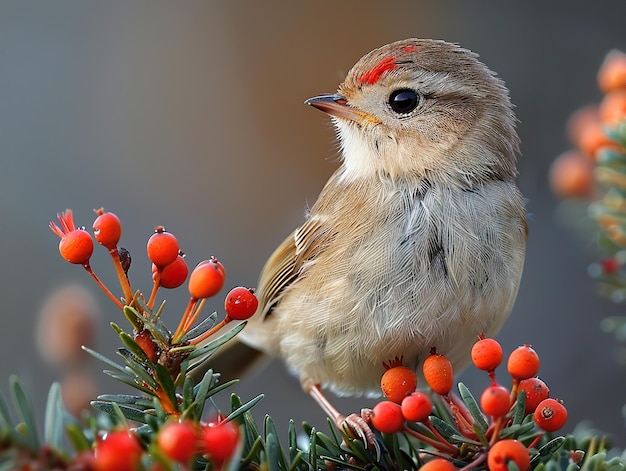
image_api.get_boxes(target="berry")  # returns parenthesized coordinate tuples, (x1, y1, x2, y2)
(188, 258, 226, 299)
(401, 391, 432, 422)
(154, 255, 189, 289)
(93, 209, 122, 250)
(94, 430, 142, 471)
(518, 377, 550, 414)
(600, 90, 626, 126)
(420, 458, 456, 471)
(201, 420, 240, 462)
(422, 351, 453, 395)
(224, 286, 259, 320)
(549, 151, 593, 199)
(471, 337, 503, 371)
(381, 365, 418, 403)
(59, 230, 94, 265)
(370, 401, 405, 434)
(598, 49, 626, 93)
(487, 439, 530, 471)
(601, 258, 620, 274)
(147, 227, 179, 268)
(577, 119, 621, 159)
(534, 398, 568, 432)
(507, 345, 540, 380)
(157, 420, 198, 463)
(480, 384, 511, 417)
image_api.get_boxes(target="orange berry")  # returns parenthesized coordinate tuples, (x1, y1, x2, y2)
(371, 401, 405, 434)
(549, 151, 593, 199)
(154, 255, 189, 289)
(518, 377, 550, 414)
(224, 286, 259, 320)
(471, 337, 503, 371)
(507, 345, 540, 380)
(578, 120, 621, 159)
(567, 105, 600, 146)
(487, 439, 530, 471)
(480, 384, 511, 417)
(59, 229, 94, 265)
(147, 227, 179, 268)
(93, 209, 122, 250)
(201, 420, 240, 462)
(157, 420, 198, 463)
(600, 90, 626, 126)
(188, 258, 226, 299)
(422, 351, 453, 395)
(381, 365, 418, 403)
(534, 398, 568, 432)
(401, 391, 432, 422)
(420, 458, 456, 471)
(95, 430, 143, 471)
(598, 49, 626, 93)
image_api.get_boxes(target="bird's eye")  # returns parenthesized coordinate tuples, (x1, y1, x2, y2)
(388, 89, 420, 114)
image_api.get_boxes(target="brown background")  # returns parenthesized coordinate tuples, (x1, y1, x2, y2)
(1, 1, 625, 446)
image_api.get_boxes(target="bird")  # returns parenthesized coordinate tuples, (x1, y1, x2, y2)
(232, 38, 527, 444)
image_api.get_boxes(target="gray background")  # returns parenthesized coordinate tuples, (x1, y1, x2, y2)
(1, 1, 625, 447)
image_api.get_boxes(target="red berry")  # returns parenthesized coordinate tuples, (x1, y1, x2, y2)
(487, 439, 530, 471)
(480, 384, 511, 417)
(371, 401, 405, 434)
(154, 255, 189, 289)
(471, 337, 503, 371)
(157, 420, 198, 463)
(600, 258, 620, 274)
(381, 366, 418, 404)
(59, 230, 94, 265)
(94, 430, 142, 471)
(147, 227, 179, 268)
(420, 458, 456, 471)
(401, 391, 432, 422)
(188, 258, 226, 299)
(224, 286, 259, 320)
(201, 420, 240, 462)
(518, 377, 550, 414)
(534, 398, 568, 432)
(93, 209, 122, 250)
(423, 351, 453, 395)
(507, 345, 540, 380)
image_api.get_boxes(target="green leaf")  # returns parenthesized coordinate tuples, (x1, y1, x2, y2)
(102, 371, 153, 395)
(193, 369, 217, 418)
(65, 422, 91, 453)
(117, 328, 152, 364)
(96, 394, 154, 408)
(186, 322, 246, 362)
(181, 312, 218, 342)
(224, 394, 264, 423)
(182, 375, 194, 410)
(513, 390, 527, 425)
(116, 349, 157, 389)
(9, 375, 40, 450)
(458, 382, 488, 432)
(308, 426, 318, 471)
(83, 346, 129, 375)
(153, 363, 178, 408)
(91, 401, 148, 423)
(43, 382, 64, 450)
(265, 432, 282, 471)
(530, 436, 566, 468)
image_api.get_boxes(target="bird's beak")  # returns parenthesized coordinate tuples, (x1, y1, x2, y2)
(305, 94, 380, 125)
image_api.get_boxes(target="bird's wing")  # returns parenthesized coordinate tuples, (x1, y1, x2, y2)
(256, 214, 330, 319)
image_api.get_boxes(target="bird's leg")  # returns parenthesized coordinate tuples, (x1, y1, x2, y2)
(305, 380, 380, 457)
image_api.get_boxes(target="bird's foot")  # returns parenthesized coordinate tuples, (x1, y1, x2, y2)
(338, 409, 380, 459)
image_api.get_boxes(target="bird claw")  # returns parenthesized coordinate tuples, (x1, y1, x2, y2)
(339, 409, 380, 459)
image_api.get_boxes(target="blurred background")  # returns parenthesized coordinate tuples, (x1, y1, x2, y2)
(1, 1, 626, 447)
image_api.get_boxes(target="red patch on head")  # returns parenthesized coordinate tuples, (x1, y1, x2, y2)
(359, 55, 398, 85)
(402, 45, 418, 53)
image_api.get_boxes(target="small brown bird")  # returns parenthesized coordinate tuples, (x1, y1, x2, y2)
(237, 38, 526, 440)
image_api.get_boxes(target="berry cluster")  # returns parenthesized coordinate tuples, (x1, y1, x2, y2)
(549, 50, 626, 293)
(368, 337, 567, 471)
(49, 208, 259, 469)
